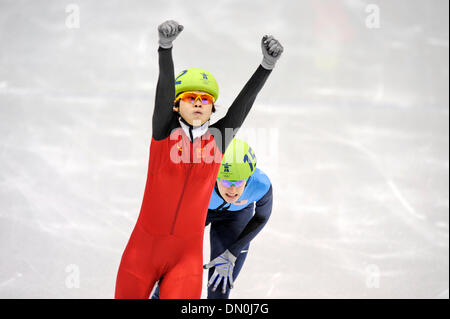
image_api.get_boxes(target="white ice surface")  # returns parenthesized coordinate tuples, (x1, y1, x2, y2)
(0, 0, 448, 298)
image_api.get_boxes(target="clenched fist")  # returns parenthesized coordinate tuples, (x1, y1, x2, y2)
(261, 35, 284, 70)
(158, 20, 184, 49)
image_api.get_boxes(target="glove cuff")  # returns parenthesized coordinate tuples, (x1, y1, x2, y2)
(261, 58, 276, 70)
(224, 249, 237, 263)
(159, 40, 173, 49)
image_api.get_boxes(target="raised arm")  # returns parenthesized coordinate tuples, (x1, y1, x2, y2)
(152, 20, 184, 141)
(211, 35, 284, 153)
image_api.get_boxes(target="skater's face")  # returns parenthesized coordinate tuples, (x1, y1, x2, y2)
(217, 179, 247, 203)
(173, 91, 213, 126)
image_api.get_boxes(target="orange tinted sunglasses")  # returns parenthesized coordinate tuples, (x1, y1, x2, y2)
(175, 92, 215, 105)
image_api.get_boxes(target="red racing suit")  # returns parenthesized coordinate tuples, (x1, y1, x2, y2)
(115, 46, 271, 299)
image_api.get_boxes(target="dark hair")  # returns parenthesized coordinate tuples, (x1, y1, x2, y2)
(174, 99, 216, 113)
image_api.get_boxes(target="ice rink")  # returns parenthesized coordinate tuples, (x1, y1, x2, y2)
(0, 0, 448, 298)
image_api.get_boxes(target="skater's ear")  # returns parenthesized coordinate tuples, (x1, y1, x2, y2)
(173, 99, 180, 113)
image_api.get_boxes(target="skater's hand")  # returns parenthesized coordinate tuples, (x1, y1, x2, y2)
(158, 20, 184, 49)
(261, 35, 284, 70)
(203, 249, 237, 294)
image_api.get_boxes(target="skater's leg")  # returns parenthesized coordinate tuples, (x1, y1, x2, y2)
(232, 243, 250, 279)
(158, 273, 203, 299)
(115, 224, 161, 299)
(158, 236, 203, 299)
(207, 205, 254, 299)
(158, 256, 203, 298)
(115, 267, 157, 299)
(152, 217, 213, 299)
(151, 281, 161, 299)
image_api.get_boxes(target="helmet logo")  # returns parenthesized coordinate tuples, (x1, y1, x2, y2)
(222, 163, 231, 173)
(201, 72, 208, 80)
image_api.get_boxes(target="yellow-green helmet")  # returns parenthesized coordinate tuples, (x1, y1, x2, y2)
(218, 139, 257, 181)
(175, 68, 219, 102)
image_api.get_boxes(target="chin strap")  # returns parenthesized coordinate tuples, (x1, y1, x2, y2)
(178, 117, 209, 142)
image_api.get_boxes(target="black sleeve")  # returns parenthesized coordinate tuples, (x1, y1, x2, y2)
(152, 47, 178, 141)
(210, 65, 272, 153)
(228, 185, 273, 257)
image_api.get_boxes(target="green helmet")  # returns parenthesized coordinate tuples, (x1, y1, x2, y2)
(175, 68, 219, 102)
(218, 139, 257, 181)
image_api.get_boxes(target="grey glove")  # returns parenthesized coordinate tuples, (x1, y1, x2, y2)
(204, 249, 237, 294)
(261, 35, 284, 70)
(158, 20, 184, 49)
